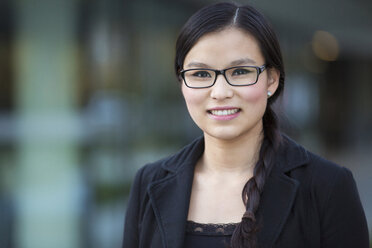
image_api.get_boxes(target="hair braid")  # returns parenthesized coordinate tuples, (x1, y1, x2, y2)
(230, 106, 282, 248)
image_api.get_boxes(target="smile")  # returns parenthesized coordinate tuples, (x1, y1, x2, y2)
(209, 108, 240, 116)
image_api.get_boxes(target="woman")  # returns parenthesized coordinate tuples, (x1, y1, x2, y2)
(123, 2, 369, 248)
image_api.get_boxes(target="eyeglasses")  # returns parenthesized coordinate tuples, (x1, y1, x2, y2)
(180, 65, 266, 89)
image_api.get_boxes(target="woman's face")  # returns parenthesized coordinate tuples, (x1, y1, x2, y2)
(181, 27, 279, 141)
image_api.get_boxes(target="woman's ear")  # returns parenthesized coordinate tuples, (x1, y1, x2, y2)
(267, 68, 280, 97)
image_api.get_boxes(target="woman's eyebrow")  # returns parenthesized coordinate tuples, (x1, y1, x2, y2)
(186, 58, 257, 69)
(229, 58, 256, 66)
(185, 62, 210, 68)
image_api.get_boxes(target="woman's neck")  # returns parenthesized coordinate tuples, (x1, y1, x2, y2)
(200, 130, 263, 176)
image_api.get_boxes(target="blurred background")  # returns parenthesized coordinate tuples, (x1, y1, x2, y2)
(0, 0, 371, 247)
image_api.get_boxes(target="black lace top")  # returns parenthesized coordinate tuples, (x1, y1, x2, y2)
(184, 220, 239, 248)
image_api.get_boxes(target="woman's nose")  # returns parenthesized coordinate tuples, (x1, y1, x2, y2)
(210, 74, 234, 100)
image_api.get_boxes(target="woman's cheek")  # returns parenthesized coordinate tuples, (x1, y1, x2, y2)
(182, 86, 205, 106)
(182, 87, 206, 120)
(240, 86, 266, 103)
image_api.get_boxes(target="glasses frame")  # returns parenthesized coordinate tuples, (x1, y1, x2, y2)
(180, 64, 266, 89)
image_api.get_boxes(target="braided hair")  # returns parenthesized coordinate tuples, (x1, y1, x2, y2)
(175, 3, 285, 247)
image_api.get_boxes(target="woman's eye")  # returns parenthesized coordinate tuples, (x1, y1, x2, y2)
(192, 71, 211, 78)
(232, 68, 251, 75)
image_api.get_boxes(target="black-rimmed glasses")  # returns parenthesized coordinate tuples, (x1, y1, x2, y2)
(180, 65, 266, 89)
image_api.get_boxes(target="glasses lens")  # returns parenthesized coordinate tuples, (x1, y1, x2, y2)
(226, 67, 258, 85)
(183, 69, 215, 88)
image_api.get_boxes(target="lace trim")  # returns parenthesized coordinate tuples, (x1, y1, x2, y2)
(186, 220, 239, 236)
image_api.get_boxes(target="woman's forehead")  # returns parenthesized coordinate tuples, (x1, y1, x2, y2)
(184, 27, 264, 68)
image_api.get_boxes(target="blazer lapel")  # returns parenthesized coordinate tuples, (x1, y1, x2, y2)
(257, 135, 310, 248)
(147, 137, 204, 248)
(148, 163, 195, 248)
(256, 166, 299, 248)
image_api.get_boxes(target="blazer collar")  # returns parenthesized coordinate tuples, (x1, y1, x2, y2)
(147, 137, 204, 248)
(159, 135, 310, 173)
(255, 135, 310, 247)
(148, 135, 310, 248)
(160, 137, 205, 173)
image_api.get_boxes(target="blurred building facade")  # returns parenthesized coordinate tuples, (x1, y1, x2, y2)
(0, 0, 371, 247)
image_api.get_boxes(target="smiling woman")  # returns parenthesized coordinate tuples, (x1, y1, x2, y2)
(122, 2, 369, 248)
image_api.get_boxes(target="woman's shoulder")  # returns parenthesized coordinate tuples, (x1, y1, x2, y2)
(280, 135, 364, 216)
(280, 135, 358, 198)
(303, 149, 356, 199)
(280, 134, 350, 175)
(278, 135, 369, 247)
(306, 149, 351, 180)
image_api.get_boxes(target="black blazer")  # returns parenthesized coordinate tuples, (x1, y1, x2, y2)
(123, 135, 369, 248)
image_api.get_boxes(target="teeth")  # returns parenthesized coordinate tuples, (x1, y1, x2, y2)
(210, 109, 239, 116)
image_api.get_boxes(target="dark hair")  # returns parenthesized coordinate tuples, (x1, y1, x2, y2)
(175, 2, 284, 248)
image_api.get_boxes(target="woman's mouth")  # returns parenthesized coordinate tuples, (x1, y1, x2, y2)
(207, 108, 241, 120)
(208, 108, 240, 116)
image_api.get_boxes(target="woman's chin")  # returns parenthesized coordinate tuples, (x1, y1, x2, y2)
(203, 128, 245, 141)
(200, 121, 263, 142)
